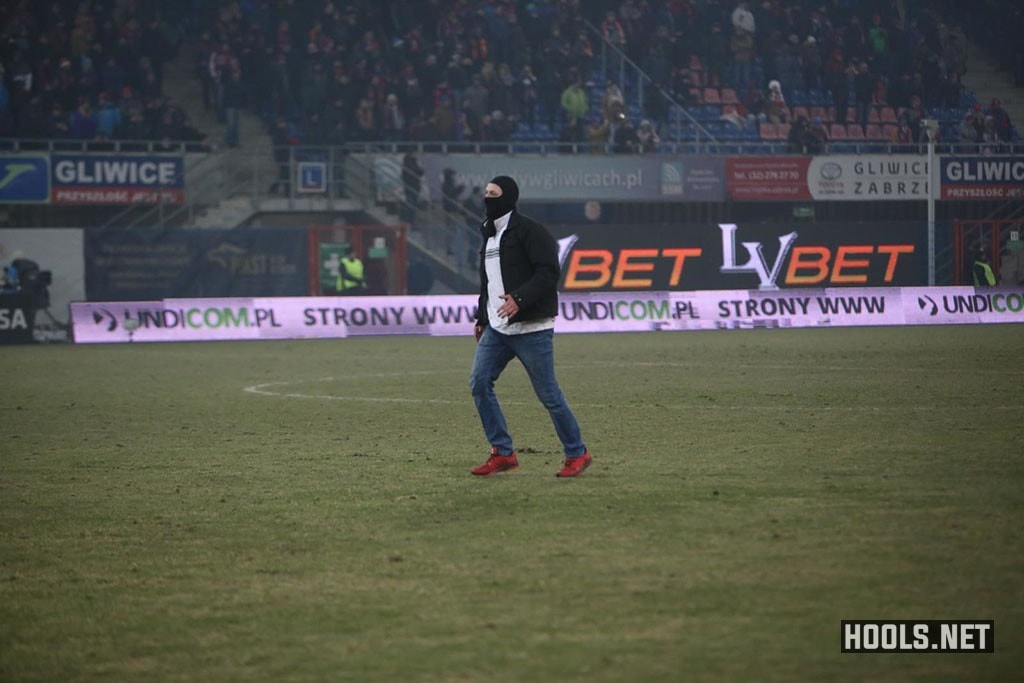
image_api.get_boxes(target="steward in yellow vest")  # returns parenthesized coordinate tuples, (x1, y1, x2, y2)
(336, 254, 366, 294)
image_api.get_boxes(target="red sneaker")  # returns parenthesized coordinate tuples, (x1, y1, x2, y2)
(555, 451, 592, 478)
(471, 448, 519, 476)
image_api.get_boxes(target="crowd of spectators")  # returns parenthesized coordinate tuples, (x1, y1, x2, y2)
(957, 98, 1016, 150)
(2, 0, 1019, 152)
(184, 0, 1018, 153)
(0, 0, 207, 147)
(193, 0, 596, 148)
(662, 1, 985, 145)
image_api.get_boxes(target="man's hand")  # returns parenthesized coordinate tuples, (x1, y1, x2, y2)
(497, 294, 519, 319)
(474, 324, 484, 342)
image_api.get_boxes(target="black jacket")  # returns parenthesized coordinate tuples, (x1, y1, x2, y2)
(477, 211, 560, 327)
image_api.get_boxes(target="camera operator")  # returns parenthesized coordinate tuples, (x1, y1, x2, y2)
(1, 261, 19, 294)
(0, 253, 51, 344)
(10, 257, 53, 309)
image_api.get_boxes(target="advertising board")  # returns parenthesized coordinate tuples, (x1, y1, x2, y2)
(84, 229, 307, 301)
(70, 286, 1024, 344)
(0, 156, 50, 203)
(51, 154, 186, 204)
(940, 156, 1024, 200)
(552, 222, 922, 291)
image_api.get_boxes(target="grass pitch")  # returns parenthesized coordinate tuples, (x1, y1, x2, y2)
(1, 325, 1022, 682)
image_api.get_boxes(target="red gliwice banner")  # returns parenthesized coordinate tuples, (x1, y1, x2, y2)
(726, 156, 812, 201)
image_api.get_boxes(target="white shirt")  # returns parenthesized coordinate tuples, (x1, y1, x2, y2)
(484, 211, 555, 336)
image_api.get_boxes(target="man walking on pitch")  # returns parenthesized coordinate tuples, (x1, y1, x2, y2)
(469, 175, 592, 478)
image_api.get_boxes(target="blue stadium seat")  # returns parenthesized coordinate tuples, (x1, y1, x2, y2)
(667, 123, 697, 142)
(510, 124, 532, 142)
(533, 123, 556, 141)
(739, 124, 761, 141)
(699, 105, 721, 121)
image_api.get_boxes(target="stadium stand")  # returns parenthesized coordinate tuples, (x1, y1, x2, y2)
(2, 0, 1021, 152)
(0, 0, 208, 148)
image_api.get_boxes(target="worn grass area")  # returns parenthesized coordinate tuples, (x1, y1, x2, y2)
(1, 325, 1022, 682)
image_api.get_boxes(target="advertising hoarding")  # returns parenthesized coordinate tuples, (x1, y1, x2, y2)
(70, 286, 1024, 344)
(940, 156, 1024, 200)
(0, 156, 50, 203)
(376, 154, 728, 203)
(552, 222, 923, 291)
(807, 156, 930, 201)
(726, 156, 811, 201)
(84, 229, 307, 301)
(51, 154, 186, 204)
(357, 152, 1022, 204)
(0, 293, 36, 344)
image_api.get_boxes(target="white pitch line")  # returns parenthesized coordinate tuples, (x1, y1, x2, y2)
(243, 377, 1022, 413)
(244, 382, 460, 405)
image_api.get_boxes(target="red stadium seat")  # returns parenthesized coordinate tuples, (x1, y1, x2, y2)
(721, 88, 739, 105)
(829, 123, 848, 139)
(759, 122, 780, 139)
(703, 88, 721, 104)
(846, 124, 865, 139)
(880, 106, 898, 124)
(865, 124, 884, 140)
(810, 106, 829, 122)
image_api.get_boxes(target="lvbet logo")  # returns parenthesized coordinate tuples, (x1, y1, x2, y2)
(559, 224, 915, 290)
(718, 224, 914, 290)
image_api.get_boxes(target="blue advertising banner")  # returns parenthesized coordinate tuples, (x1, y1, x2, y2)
(940, 156, 1024, 200)
(85, 229, 308, 301)
(52, 154, 186, 204)
(0, 156, 50, 203)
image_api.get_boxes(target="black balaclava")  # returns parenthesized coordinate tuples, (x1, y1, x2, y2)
(484, 175, 519, 220)
(482, 175, 519, 238)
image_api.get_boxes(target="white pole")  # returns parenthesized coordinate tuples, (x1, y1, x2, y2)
(927, 133, 936, 286)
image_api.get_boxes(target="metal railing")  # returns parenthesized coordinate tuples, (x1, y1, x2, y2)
(583, 18, 718, 145)
(8, 135, 1021, 162)
(100, 151, 220, 228)
(340, 150, 481, 289)
(314, 139, 1024, 156)
(0, 137, 212, 154)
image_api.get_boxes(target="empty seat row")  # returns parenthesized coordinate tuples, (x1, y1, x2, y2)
(791, 105, 900, 124)
(759, 122, 907, 142)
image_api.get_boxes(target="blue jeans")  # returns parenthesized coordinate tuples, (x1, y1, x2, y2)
(469, 327, 586, 457)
